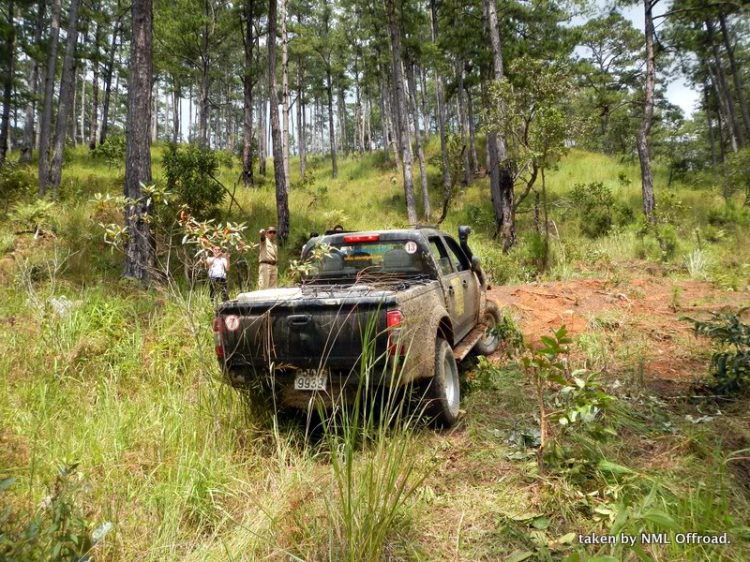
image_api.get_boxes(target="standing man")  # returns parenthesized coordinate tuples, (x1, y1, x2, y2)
(206, 246, 230, 301)
(258, 226, 278, 289)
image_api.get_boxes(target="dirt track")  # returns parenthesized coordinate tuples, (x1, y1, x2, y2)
(488, 278, 749, 388)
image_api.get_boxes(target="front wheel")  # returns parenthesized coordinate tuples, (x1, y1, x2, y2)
(474, 300, 501, 356)
(420, 337, 461, 428)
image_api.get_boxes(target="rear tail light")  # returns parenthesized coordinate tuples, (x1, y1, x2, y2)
(387, 310, 405, 356)
(212, 317, 225, 359)
(344, 234, 379, 243)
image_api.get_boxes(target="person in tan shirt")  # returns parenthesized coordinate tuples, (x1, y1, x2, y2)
(258, 226, 278, 289)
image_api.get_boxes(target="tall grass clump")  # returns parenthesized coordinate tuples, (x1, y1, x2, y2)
(318, 316, 429, 561)
(685, 248, 711, 281)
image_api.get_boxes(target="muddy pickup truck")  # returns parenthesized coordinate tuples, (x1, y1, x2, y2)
(213, 226, 501, 427)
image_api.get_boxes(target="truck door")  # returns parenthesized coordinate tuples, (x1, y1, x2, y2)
(429, 236, 473, 341)
(442, 236, 479, 338)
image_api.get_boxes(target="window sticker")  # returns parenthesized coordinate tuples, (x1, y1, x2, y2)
(404, 241, 418, 254)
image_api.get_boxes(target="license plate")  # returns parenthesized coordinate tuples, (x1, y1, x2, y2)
(293, 371, 327, 391)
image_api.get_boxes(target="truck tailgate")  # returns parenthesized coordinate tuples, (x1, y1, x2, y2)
(219, 289, 395, 370)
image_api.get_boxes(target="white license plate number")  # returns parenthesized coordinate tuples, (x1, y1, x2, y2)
(294, 372, 327, 391)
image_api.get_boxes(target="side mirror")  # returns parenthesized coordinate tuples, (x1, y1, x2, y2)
(471, 255, 481, 271)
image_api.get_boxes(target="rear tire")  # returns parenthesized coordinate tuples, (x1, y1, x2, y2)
(420, 337, 460, 428)
(474, 300, 501, 356)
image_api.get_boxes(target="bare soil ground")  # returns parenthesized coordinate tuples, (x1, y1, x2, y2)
(488, 277, 750, 391)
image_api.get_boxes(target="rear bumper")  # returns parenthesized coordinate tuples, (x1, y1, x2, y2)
(221, 359, 402, 388)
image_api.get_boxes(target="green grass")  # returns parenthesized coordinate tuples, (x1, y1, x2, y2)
(1, 143, 750, 559)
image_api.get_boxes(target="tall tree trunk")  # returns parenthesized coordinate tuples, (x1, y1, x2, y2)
(164, 87, 171, 140)
(48, 0, 81, 197)
(718, 12, 750, 139)
(704, 77, 717, 166)
(385, 0, 417, 224)
(337, 85, 347, 154)
(39, 0, 62, 195)
(714, 81, 728, 161)
(407, 61, 430, 219)
(258, 91, 267, 175)
(354, 53, 363, 153)
(0, 0, 16, 164)
(365, 94, 372, 152)
(100, 17, 121, 145)
(430, 0, 451, 192)
(297, 41, 306, 177)
(419, 63, 430, 140)
(242, 0, 255, 185)
(198, 59, 210, 146)
(124, 0, 155, 282)
(226, 88, 232, 149)
(326, 68, 337, 178)
(280, 0, 290, 190)
(269, 0, 289, 240)
(483, 0, 515, 249)
(78, 62, 85, 144)
(706, 19, 744, 148)
(89, 20, 101, 150)
(378, 76, 390, 164)
(638, 0, 656, 223)
(455, 59, 471, 185)
(150, 87, 158, 141)
(706, 59, 736, 153)
(20, 0, 46, 163)
(172, 84, 180, 143)
(386, 71, 402, 171)
(188, 85, 193, 141)
(466, 86, 479, 174)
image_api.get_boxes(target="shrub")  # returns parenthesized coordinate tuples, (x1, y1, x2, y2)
(720, 148, 750, 204)
(707, 203, 750, 227)
(0, 464, 112, 560)
(8, 199, 56, 234)
(683, 308, 750, 396)
(162, 144, 225, 219)
(91, 135, 126, 168)
(0, 160, 35, 213)
(569, 182, 615, 238)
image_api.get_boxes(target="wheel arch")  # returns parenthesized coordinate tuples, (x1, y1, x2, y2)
(437, 316, 455, 347)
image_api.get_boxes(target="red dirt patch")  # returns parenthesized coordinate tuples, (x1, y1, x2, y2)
(488, 278, 749, 385)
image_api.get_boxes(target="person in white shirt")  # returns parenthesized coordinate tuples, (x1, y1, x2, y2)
(258, 226, 278, 289)
(206, 246, 230, 301)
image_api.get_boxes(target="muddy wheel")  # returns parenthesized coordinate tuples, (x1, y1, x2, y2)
(421, 337, 460, 428)
(474, 300, 501, 356)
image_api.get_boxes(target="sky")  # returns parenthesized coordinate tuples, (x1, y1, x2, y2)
(610, 2, 700, 117)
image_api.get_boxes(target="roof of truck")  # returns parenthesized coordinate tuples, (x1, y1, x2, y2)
(300, 228, 464, 257)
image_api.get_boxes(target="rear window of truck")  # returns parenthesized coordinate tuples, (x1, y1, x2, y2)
(303, 240, 431, 278)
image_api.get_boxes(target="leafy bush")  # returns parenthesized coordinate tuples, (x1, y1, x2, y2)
(0, 464, 112, 560)
(683, 308, 750, 395)
(707, 203, 750, 228)
(570, 181, 615, 238)
(0, 160, 35, 213)
(720, 147, 750, 204)
(521, 326, 615, 471)
(490, 314, 525, 358)
(8, 199, 56, 233)
(162, 143, 225, 219)
(91, 135, 126, 168)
